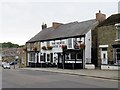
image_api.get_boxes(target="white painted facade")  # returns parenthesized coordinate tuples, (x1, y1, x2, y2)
(27, 28, 95, 70)
(40, 39, 67, 64)
(85, 30, 92, 64)
(38, 33, 92, 65)
(27, 30, 93, 67)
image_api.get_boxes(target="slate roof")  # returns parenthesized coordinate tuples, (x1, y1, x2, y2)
(27, 19, 97, 43)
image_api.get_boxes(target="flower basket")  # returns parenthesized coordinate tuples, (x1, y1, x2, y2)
(62, 45, 67, 49)
(42, 46, 47, 50)
(23, 48, 27, 51)
(80, 44, 86, 49)
(47, 45, 53, 50)
(33, 47, 37, 51)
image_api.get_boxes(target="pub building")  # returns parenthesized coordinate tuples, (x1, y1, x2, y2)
(26, 18, 98, 69)
(24, 11, 120, 70)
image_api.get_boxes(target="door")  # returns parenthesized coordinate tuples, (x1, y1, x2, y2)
(46, 53, 53, 63)
(47, 54, 50, 63)
(101, 48, 108, 64)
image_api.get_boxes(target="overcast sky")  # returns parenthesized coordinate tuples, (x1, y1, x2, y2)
(0, 0, 119, 45)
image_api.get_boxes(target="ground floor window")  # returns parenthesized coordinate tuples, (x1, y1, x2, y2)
(113, 48, 120, 65)
(29, 52, 35, 62)
(65, 53, 82, 61)
(76, 53, 82, 60)
(47, 54, 50, 62)
(116, 48, 120, 64)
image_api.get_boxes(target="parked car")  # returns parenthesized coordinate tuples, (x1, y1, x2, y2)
(1, 62, 6, 67)
(2, 62, 10, 69)
(10, 61, 18, 65)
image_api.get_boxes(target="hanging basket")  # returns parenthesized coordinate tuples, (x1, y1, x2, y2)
(80, 44, 86, 49)
(23, 48, 27, 51)
(33, 47, 37, 51)
(62, 45, 67, 49)
(47, 45, 53, 50)
(42, 46, 47, 50)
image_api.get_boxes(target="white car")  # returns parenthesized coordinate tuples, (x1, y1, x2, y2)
(3, 62, 10, 69)
(1, 62, 6, 67)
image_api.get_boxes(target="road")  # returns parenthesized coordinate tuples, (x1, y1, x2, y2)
(2, 67, 119, 89)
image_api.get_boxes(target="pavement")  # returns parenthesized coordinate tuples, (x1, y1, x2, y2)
(20, 67, 120, 80)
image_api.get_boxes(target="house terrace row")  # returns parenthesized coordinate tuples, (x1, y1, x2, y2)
(23, 11, 120, 70)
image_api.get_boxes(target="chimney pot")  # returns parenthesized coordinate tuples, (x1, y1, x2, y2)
(99, 10, 101, 13)
(42, 23, 47, 30)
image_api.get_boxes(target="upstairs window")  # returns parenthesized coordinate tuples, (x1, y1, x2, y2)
(47, 41, 50, 46)
(116, 24, 120, 40)
(68, 38, 72, 48)
(117, 26, 120, 39)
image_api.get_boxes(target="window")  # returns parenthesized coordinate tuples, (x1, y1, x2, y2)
(117, 26, 120, 39)
(116, 24, 120, 40)
(47, 54, 50, 61)
(102, 48, 107, 51)
(47, 41, 50, 46)
(65, 53, 76, 60)
(40, 53, 44, 61)
(76, 53, 82, 59)
(71, 53, 75, 59)
(65, 54, 70, 60)
(30, 52, 35, 62)
(103, 54, 106, 59)
(68, 38, 72, 48)
(116, 49, 120, 64)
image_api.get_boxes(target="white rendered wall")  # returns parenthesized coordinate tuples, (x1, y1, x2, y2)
(85, 30, 91, 63)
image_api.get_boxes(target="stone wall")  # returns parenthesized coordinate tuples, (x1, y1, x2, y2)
(96, 25, 116, 66)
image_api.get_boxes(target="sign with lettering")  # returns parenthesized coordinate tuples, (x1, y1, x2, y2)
(51, 41, 65, 48)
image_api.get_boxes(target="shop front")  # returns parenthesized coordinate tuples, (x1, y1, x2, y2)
(58, 49, 83, 69)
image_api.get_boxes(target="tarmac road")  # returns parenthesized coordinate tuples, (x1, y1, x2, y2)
(2, 68, 119, 89)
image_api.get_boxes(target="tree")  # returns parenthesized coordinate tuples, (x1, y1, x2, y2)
(1, 42, 23, 48)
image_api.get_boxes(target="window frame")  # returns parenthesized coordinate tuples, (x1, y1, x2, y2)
(68, 38, 73, 49)
(115, 24, 120, 41)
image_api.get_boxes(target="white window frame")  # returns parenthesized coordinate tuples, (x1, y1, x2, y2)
(67, 38, 73, 49)
(115, 23, 120, 41)
(116, 48, 120, 65)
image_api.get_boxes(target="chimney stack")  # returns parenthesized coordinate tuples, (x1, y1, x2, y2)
(42, 23, 47, 30)
(96, 10, 106, 22)
(52, 22, 63, 29)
